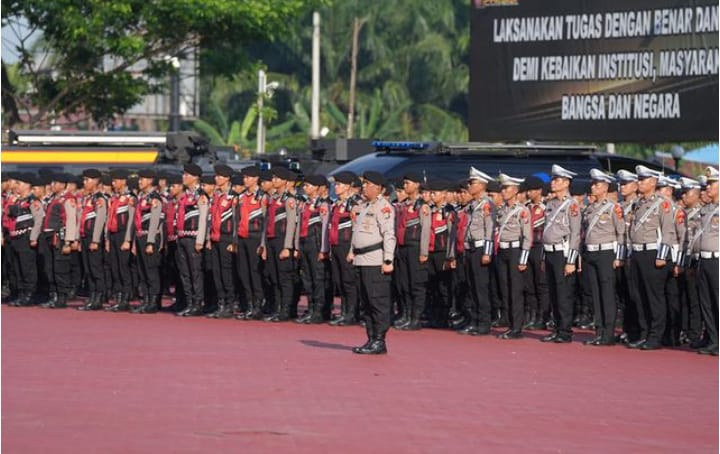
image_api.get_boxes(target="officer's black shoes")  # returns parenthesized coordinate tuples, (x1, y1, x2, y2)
(207, 300, 228, 318)
(458, 325, 480, 335)
(50, 294, 68, 309)
(400, 320, 422, 331)
(553, 334, 572, 343)
(295, 312, 312, 324)
(40, 292, 59, 308)
(131, 296, 150, 314)
(579, 321, 595, 330)
(583, 335, 603, 345)
(697, 344, 719, 356)
(498, 330, 523, 340)
(614, 332, 629, 344)
(392, 316, 409, 329)
(541, 332, 559, 342)
(626, 339, 647, 349)
(330, 316, 357, 326)
(77, 293, 103, 311)
(640, 342, 661, 351)
(585, 338, 615, 346)
(690, 338, 709, 349)
(137, 297, 160, 314)
(181, 303, 204, 317)
(352, 337, 387, 355)
(491, 317, 509, 328)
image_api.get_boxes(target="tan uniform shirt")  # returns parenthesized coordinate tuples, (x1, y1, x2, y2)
(465, 196, 495, 256)
(628, 193, 675, 260)
(351, 196, 396, 267)
(496, 201, 532, 264)
(543, 195, 582, 264)
(694, 202, 719, 255)
(582, 198, 625, 260)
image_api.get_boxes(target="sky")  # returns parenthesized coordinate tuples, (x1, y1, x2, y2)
(2, 17, 39, 64)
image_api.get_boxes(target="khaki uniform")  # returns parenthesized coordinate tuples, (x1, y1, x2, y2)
(694, 202, 719, 349)
(463, 196, 495, 331)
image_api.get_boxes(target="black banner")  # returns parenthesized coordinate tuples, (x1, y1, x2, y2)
(469, 0, 719, 142)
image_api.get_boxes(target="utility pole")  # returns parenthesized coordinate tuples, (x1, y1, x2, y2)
(257, 69, 266, 155)
(168, 57, 181, 132)
(347, 16, 367, 139)
(311, 11, 321, 139)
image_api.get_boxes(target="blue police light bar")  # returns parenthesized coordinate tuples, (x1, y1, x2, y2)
(372, 141, 431, 151)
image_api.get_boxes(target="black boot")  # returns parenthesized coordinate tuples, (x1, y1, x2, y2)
(207, 299, 226, 318)
(353, 325, 377, 353)
(393, 303, 410, 328)
(132, 295, 150, 313)
(355, 333, 388, 355)
(52, 293, 68, 309)
(271, 301, 291, 322)
(295, 301, 313, 324)
(175, 297, 193, 316)
(78, 292, 103, 311)
(182, 300, 204, 316)
(139, 295, 160, 314)
(41, 292, 59, 308)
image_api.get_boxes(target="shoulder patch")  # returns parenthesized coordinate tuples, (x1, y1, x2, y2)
(662, 200, 671, 212)
(151, 198, 160, 208)
(32, 200, 42, 209)
(570, 204, 579, 217)
(421, 205, 430, 216)
(382, 206, 392, 215)
(67, 198, 76, 208)
(198, 195, 208, 205)
(483, 203, 491, 215)
(614, 204, 623, 219)
(288, 199, 296, 210)
(320, 206, 328, 216)
(675, 210, 685, 224)
(95, 198, 105, 207)
(128, 197, 136, 207)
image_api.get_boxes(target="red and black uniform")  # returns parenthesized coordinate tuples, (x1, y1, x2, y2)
(174, 187, 209, 315)
(106, 191, 136, 304)
(263, 191, 298, 321)
(39, 190, 77, 306)
(2, 192, 18, 297)
(208, 188, 237, 309)
(134, 190, 165, 308)
(395, 197, 431, 329)
(329, 194, 360, 324)
(524, 200, 549, 327)
(427, 203, 455, 327)
(235, 188, 266, 318)
(297, 196, 330, 322)
(7, 194, 42, 302)
(79, 191, 108, 304)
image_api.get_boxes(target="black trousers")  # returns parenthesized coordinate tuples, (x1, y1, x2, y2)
(618, 255, 642, 340)
(397, 244, 428, 321)
(80, 237, 105, 294)
(176, 237, 204, 305)
(70, 250, 82, 291)
(356, 266, 392, 338)
(697, 258, 719, 347)
(679, 265, 702, 341)
(465, 248, 491, 329)
(331, 242, 358, 319)
(497, 248, 525, 331)
(264, 238, 295, 314)
(544, 250, 574, 336)
(107, 232, 132, 295)
(583, 250, 616, 340)
(210, 237, 235, 301)
(524, 246, 549, 319)
(427, 251, 451, 325)
(136, 236, 162, 298)
(664, 262, 681, 343)
(631, 250, 668, 345)
(300, 238, 327, 313)
(10, 235, 37, 293)
(451, 253, 468, 317)
(39, 231, 72, 295)
(236, 236, 263, 304)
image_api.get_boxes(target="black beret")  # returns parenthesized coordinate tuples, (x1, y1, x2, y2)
(271, 167, 290, 180)
(128, 176, 139, 191)
(101, 174, 113, 186)
(183, 163, 203, 177)
(201, 175, 215, 185)
(333, 171, 355, 185)
(287, 171, 300, 182)
(304, 175, 328, 187)
(231, 174, 244, 186)
(167, 174, 183, 186)
(6, 171, 22, 181)
(352, 177, 363, 188)
(110, 169, 129, 180)
(242, 166, 260, 178)
(403, 172, 423, 183)
(75, 175, 85, 187)
(427, 180, 448, 192)
(214, 164, 233, 177)
(523, 176, 544, 191)
(363, 171, 386, 187)
(15, 172, 33, 184)
(31, 175, 48, 187)
(138, 169, 156, 179)
(486, 181, 501, 193)
(518, 182, 527, 192)
(50, 173, 71, 184)
(82, 168, 101, 179)
(260, 170, 273, 182)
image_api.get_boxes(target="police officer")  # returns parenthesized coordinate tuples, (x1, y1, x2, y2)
(678, 177, 704, 346)
(349, 171, 396, 355)
(495, 174, 532, 339)
(448, 182, 471, 328)
(104, 169, 136, 311)
(164, 174, 185, 312)
(296, 175, 331, 324)
(261, 167, 299, 322)
(234, 167, 266, 320)
(77, 169, 108, 311)
(541, 165, 582, 343)
(328, 171, 361, 326)
(132, 169, 165, 314)
(582, 169, 625, 346)
(425, 180, 455, 328)
(693, 167, 719, 356)
(206, 164, 237, 318)
(522, 176, 550, 329)
(39, 173, 77, 309)
(175, 163, 209, 317)
(657, 175, 683, 346)
(8, 173, 45, 306)
(460, 167, 496, 336)
(627, 165, 675, 350)
(395, 172, 431, 331)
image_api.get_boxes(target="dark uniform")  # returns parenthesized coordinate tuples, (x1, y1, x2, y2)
(77, 169, 108, 311)
(39, 174, 78, 309)
(105, 169, 136, 311)
(541, 165, 581, 343)
(132, 171, 165, 314)
(581, 169, 625, 345)
(679, 177, 704, 345)
(627, 165, 675, 350)
(351, 171, 396, 355)
(495, 174, 532, 338)
(425, 182, 455, 328)
(523, 176, 550, 329)
(207, 165, 237, 318)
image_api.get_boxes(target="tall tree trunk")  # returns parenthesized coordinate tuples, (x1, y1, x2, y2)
(347, 17, 367, 139)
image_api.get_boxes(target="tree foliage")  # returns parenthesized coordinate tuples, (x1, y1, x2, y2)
(1, 0, 319, 127)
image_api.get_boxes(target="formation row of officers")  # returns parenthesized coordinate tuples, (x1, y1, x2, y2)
(2, 162, 718, 355)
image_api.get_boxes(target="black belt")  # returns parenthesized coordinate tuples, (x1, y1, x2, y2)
(353, 242, 383, 255)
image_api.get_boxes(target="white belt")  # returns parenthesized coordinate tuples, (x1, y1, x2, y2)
(465, 239, 484, 248)
(586, 242, 616, 252)
(178, 230, 198, 237)
(498, 240, 520, 249)
(116, 206, 129, 214)
(631, 243, 658, 251)
(700, 251, 719, 259)
(10, 228, 30, 237)
(544, 243, 565, 252)
(15, 213, 33, 223)
(338, 220, 352, 230)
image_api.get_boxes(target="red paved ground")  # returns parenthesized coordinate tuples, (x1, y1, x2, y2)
(2, 301, 718, 453)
